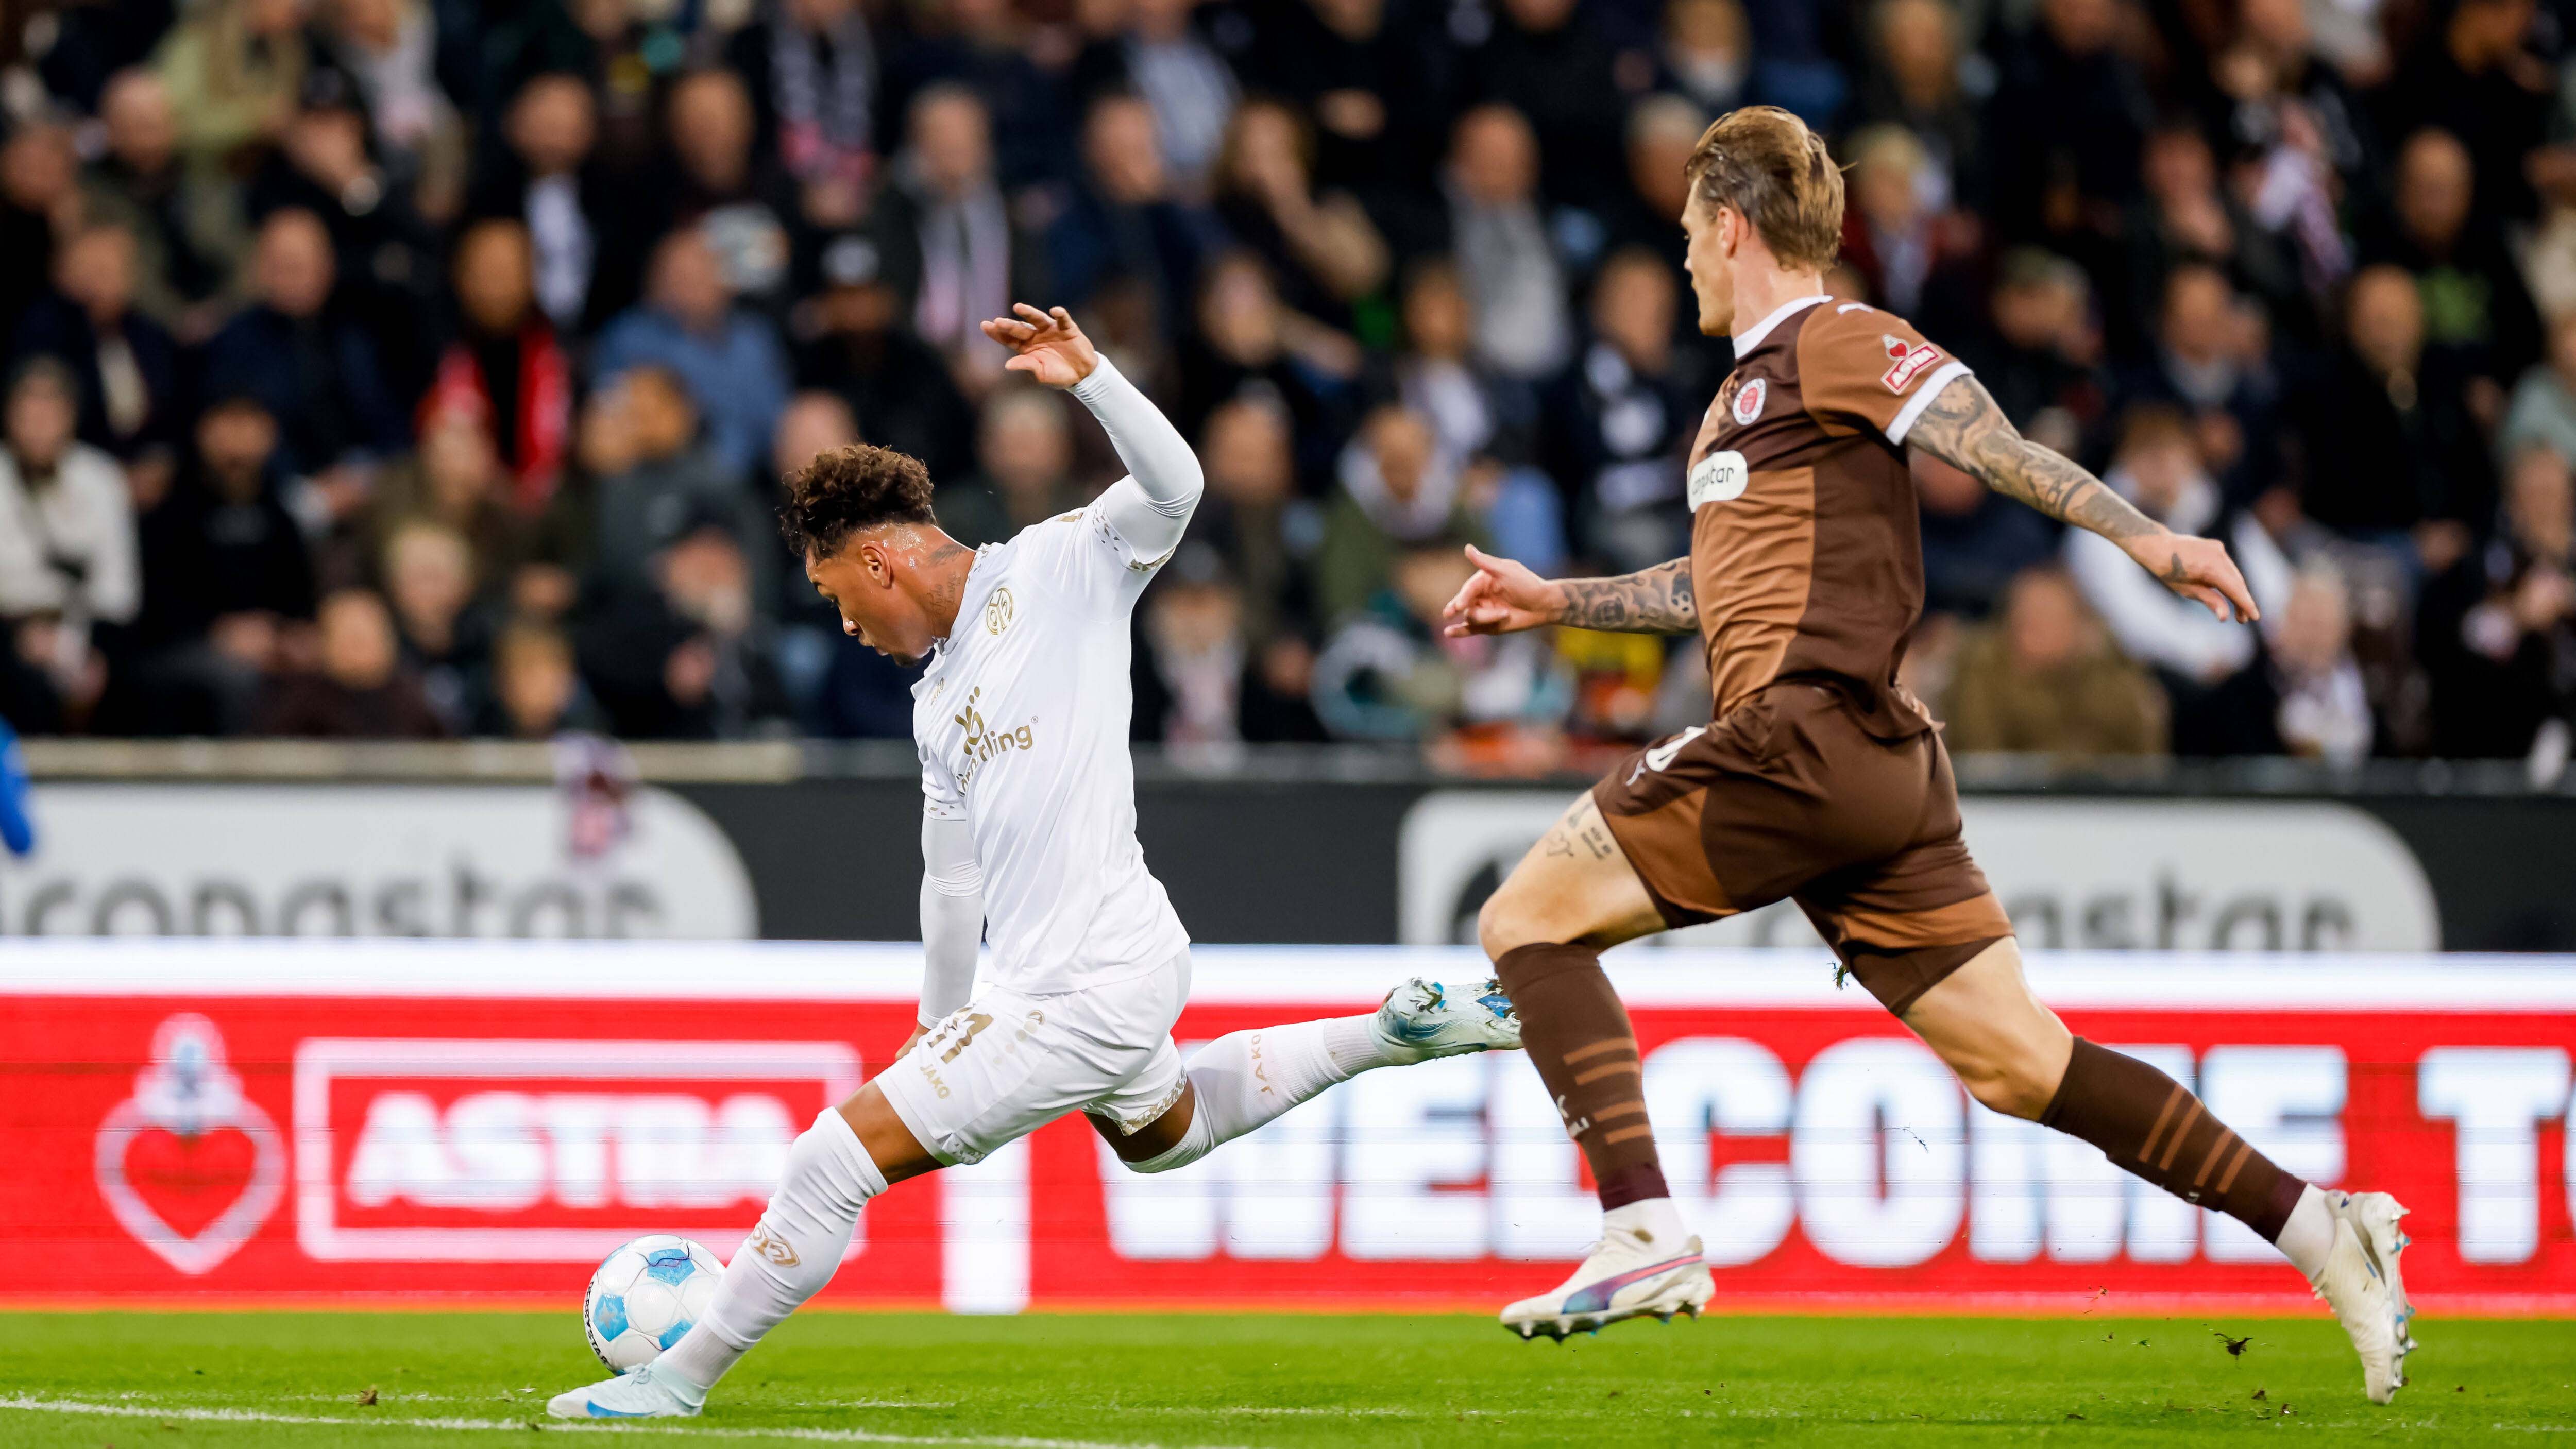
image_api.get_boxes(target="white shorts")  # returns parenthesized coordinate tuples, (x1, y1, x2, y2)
(875, 949, 1191, 1166)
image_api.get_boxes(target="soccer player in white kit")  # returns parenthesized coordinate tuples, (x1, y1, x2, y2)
(549, 304, 1521, 1420)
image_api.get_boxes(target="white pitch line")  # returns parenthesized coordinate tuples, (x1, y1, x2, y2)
(0, 1397, 1256, 1449)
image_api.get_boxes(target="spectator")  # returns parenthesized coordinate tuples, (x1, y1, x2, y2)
(791, 245, 978, 481)
(939, 388, 1090, 548)
(1543, 248, 1700, 572)
(1310, 537, 1568, 754)
(2498, 309, 2576, 470)
(2290, 264, 2489, 573)
(871, 85, 1045, 394)
(2418, 445, 2576, 759)
(2269, 565, 2375, 764)
(1917, 450, 2061, 619)
(2367, 127, 2544, 388)
(1134, 544, 1328, 746)
(368, 408, 544, 606)
(1856, 0, 1977, 210)
(876, 0, 1060, 192)
(125, 396, 313, 734)
(80, 69, 249, 335)
(309, 0, 458, 191)
(0, 360, 141, 730)
(1443, 105, 1572, 381)
(1069, 0, 1240, 193)
(379, 518, 488, 730)
(582, 367, 757, 598)
(2065, 405, 2295, 747)
(1385, 257, 1558, 571)
(1943, 565, 2169, 756)
(258, 586, 447, 737)
(1657, 0, 1750, 121)
(724, 0, 878, 216)
(1602, 94, 1707, 259)
(1188, 396, 1312, 644)
(1316, 404, 1483, 624)
(1464, 0, 1630, 216)
(200, 207, 405, 487)
(2120, 262, 2280, 503)
(1172, 251, 1360, 482)
(475, 616, 605, 739)
(153, 0, 310, 166)
(1839, 124, 1951, 319)
(0, 122, 80, 346)
(591, 228, 792, 479)
(1210, 98, 1391, 321)
(2375, 0, 2552, 226)
(657, 69, 802, 312)
(1239, 0, 1458, 207)
(1047, 91, 1223, 332)
(10, 223, 185, 481)
(1953, 248, 2105, 452)
(2122, 121, 2307, 355)
(467, 74, 611, 331)
(1981, 0, 2154, 249)
(578, 522, 791, 739)
(422, 218, 571, 512)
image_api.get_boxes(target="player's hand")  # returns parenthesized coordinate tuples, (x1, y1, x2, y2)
(980, 304, 1099, 388)
(1443, 543, 1564, 636)
(2123, 529, 2261, 624)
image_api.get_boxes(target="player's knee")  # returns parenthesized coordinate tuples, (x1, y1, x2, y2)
(1477, 883, 1547, 962)
(1956, 1053, 2055, 1120)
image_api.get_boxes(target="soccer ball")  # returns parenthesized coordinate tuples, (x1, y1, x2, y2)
(583, 1235, 724, 1372)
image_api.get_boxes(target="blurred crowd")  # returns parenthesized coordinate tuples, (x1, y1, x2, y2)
(1, 0, 2573, 773)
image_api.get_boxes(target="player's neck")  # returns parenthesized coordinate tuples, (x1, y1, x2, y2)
(916, 526, 978, 642)
(1729, 266, 1831, 340)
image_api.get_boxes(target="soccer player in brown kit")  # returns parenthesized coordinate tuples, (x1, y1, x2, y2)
(1447, 107, 2415, 1403)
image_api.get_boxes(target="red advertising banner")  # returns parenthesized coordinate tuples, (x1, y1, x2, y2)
(5, 941, 2573, 1314)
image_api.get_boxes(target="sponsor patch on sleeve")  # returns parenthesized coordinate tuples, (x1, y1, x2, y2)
(1880, 334, 1944, 393)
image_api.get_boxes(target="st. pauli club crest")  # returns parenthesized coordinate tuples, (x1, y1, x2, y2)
(92, 1014, 285, 1275)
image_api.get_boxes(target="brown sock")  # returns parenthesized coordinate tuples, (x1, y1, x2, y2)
(2041, 1037, 2307, 1241)
(1495, 942, 1669, 1209)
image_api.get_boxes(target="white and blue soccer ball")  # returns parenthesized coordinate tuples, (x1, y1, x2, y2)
(583, 1235, 724, 1372)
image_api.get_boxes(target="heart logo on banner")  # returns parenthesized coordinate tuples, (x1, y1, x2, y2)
(93, 1014, 285, 1276)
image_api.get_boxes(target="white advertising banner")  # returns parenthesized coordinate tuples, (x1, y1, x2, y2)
(0, 785, 758, 938)
(1399, 793, 2441, 950)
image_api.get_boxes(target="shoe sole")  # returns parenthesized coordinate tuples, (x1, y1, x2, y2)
(1502, 1264, 1716, 1342)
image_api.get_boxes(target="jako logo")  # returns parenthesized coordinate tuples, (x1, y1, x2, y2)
(293, 1038, 858, 1261)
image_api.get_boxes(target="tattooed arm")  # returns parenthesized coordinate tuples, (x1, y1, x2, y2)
(1904, 372, 2261, 622)
(1442, 545, 1698, 636)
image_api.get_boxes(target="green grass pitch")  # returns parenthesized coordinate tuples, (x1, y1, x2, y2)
(1, 1310, 2569, 1446)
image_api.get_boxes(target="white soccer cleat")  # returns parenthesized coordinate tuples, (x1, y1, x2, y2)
(2309, 1190, 2414, 1404)
(1373, 977, 1522, 1064)
(546, 1363, 704, 1420)
(1500, 1224, 1714, 1341)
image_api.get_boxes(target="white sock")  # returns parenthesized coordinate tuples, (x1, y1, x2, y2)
(2275, 1183, 2336, 1281)
(1127, 1016, 1386, 1173)
(1604, 1198, 1691, 1256)
(657, 1107, 887, 1393)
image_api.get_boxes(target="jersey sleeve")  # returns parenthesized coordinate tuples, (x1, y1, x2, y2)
(1794, 302, 1973, 447)
(919, 735, 967, 820)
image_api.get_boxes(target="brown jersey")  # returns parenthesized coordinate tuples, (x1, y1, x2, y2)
(1684, 296, 1969, 740)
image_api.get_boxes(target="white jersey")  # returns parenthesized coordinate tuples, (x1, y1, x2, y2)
(911, 501, 1188, 997)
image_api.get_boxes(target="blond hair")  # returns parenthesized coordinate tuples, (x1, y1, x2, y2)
(1684, 106, 1846, 271)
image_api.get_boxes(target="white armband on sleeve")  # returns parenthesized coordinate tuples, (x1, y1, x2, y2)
(917, 813, 984, 1026)
(1072, 355, 1202, 561)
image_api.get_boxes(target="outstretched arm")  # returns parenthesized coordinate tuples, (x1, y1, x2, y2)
(1443, 544, 1698, 636)
(1904, 372, 2260, 622)
(982, 303, 1201, 558)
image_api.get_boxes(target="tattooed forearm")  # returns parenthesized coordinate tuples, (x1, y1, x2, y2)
(1554, 557, 1698, 634)
(1903, 374, 2163, 544)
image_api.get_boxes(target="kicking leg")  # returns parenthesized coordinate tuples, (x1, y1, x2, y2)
(1904, 939, 2413, 1404)
(1478, 791, 1715, 1338)
(1095, 979, 1523, 1172)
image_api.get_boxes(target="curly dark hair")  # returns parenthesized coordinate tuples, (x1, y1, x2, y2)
(778, 443, 938, 557)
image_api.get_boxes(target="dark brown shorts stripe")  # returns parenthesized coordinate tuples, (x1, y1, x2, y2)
(1572, 1061, 1642, 1086)
(2156, 1101, 2206, 1173)
(1563, 1038, 1638, 1064)
(2138, 1083, 2188, 1166)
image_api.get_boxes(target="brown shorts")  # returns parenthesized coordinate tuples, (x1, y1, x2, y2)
(1592, 680, 2012, 1015)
